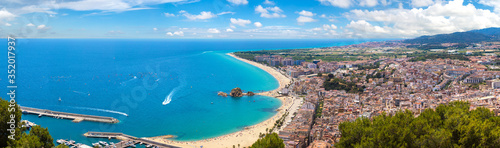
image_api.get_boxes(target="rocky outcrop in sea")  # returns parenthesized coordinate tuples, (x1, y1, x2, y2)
(230, 87, 243, 97)
(218, 91, 228, 97)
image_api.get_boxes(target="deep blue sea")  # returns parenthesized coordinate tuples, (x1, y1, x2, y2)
(0, 39, 380, 145)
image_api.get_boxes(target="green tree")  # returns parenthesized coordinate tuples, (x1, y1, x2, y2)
(0, 98, 57, 148)
(10, 133, 42, 148)
(328, 73, 334, 79)
(0, 98, 22, 147)
(30, 125, 55, 148)
(56, 144, 70, 148)
(250, 133, 285, 148)
(336, 101, 500, 148)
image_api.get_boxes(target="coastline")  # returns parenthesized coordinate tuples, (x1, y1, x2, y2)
(145, 53, 295, 148)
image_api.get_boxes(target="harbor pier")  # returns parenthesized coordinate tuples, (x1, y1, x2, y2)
(84, 132, 180, 148)
(20, 106, 119, 123)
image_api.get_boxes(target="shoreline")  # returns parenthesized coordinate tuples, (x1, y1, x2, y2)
(145, 53, 294, 148)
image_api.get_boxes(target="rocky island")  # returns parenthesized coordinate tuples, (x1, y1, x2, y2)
(229, 87, 243, 97)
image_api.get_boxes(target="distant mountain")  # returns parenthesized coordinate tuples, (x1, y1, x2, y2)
(404, 27, 500, 44)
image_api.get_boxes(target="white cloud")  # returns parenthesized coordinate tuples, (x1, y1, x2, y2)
(359, 0, 378, 7)
(255, 5, 286, 18)
(254, 22, 263, 27)
(297, 16, 317, 23)
(411, 0, 434, 7)
(323, 24, 338, 30)
(153, 28, 158, 31)
(312, 27, 322, 31)
(320, 14, 337, 22)
(1, 0, 191, 21)
(346, 20, 388, 33)
(331, 24, 338, 29)
(166, 31, 184, 36)
(297, 10, 316, 24)
(226, 28, 234, 32)
(164, 12, 176, 17)
(217, 11, 235, 15)
(230, 18, 251, 27)
(175, 31, 184, 36)
(0, 8, 16, 21)
(344, 0, 500, 38)
(317, 0, 354, 8)
(5, 23, 11, 26)
(380, 0, 390, 6)
(227, 0, 248, 5)
(55, 0, 183, 12)
(299, 10, 314, 17)
(263, 0, 275, 5)
(26, 23, 35, 26)
(180, 11, 217, 20)
(36, 24, 46, 29)
(207, 28, 221, 33)
(479, 0, 500, 13)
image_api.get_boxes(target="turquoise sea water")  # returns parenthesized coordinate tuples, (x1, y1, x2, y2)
(0, 39, 379, 145)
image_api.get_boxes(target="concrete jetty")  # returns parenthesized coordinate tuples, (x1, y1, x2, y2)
(84, 132, 180, 148)
(20, 106, 119, 123)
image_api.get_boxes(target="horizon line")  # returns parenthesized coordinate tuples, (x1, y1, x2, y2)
(0, 37, 403, 40)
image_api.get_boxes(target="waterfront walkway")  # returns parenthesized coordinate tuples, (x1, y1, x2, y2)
(84, 132, 180, 148)
(20, 106, 119, 123)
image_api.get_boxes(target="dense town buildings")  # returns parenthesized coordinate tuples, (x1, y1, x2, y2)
(255, 50, 500, 148)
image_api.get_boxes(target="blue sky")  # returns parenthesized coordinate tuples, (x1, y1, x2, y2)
(0, 0, 499, 39)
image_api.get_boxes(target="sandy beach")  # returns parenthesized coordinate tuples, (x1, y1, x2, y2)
(145, 53, 295, 148)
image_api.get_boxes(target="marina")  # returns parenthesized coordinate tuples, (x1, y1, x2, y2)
(84, 132, 180, 148)
(20, 106, 119, 123)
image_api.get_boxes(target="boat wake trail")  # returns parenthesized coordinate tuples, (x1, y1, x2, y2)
(163, 86, 181, 105)
(120, 76, 138, 86)
(72, 106, 128, 116)
(72, 90, 90, 96)
(201, 51, 213, 54)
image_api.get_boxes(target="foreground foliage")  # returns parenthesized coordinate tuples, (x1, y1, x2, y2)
(250, 133, 285, 148)
(0, 98, 55, 148)
(336, 101, 500, 148)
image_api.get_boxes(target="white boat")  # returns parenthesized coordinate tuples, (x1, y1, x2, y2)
(99, 141, 107, 145)
(58, 97, 61, 101)
(92, 142, 100, 147)
(56, 139, 65, 144)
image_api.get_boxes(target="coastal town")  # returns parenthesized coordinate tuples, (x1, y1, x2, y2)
(234, 40, 500, 148)
(67, 40, 500, 148)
